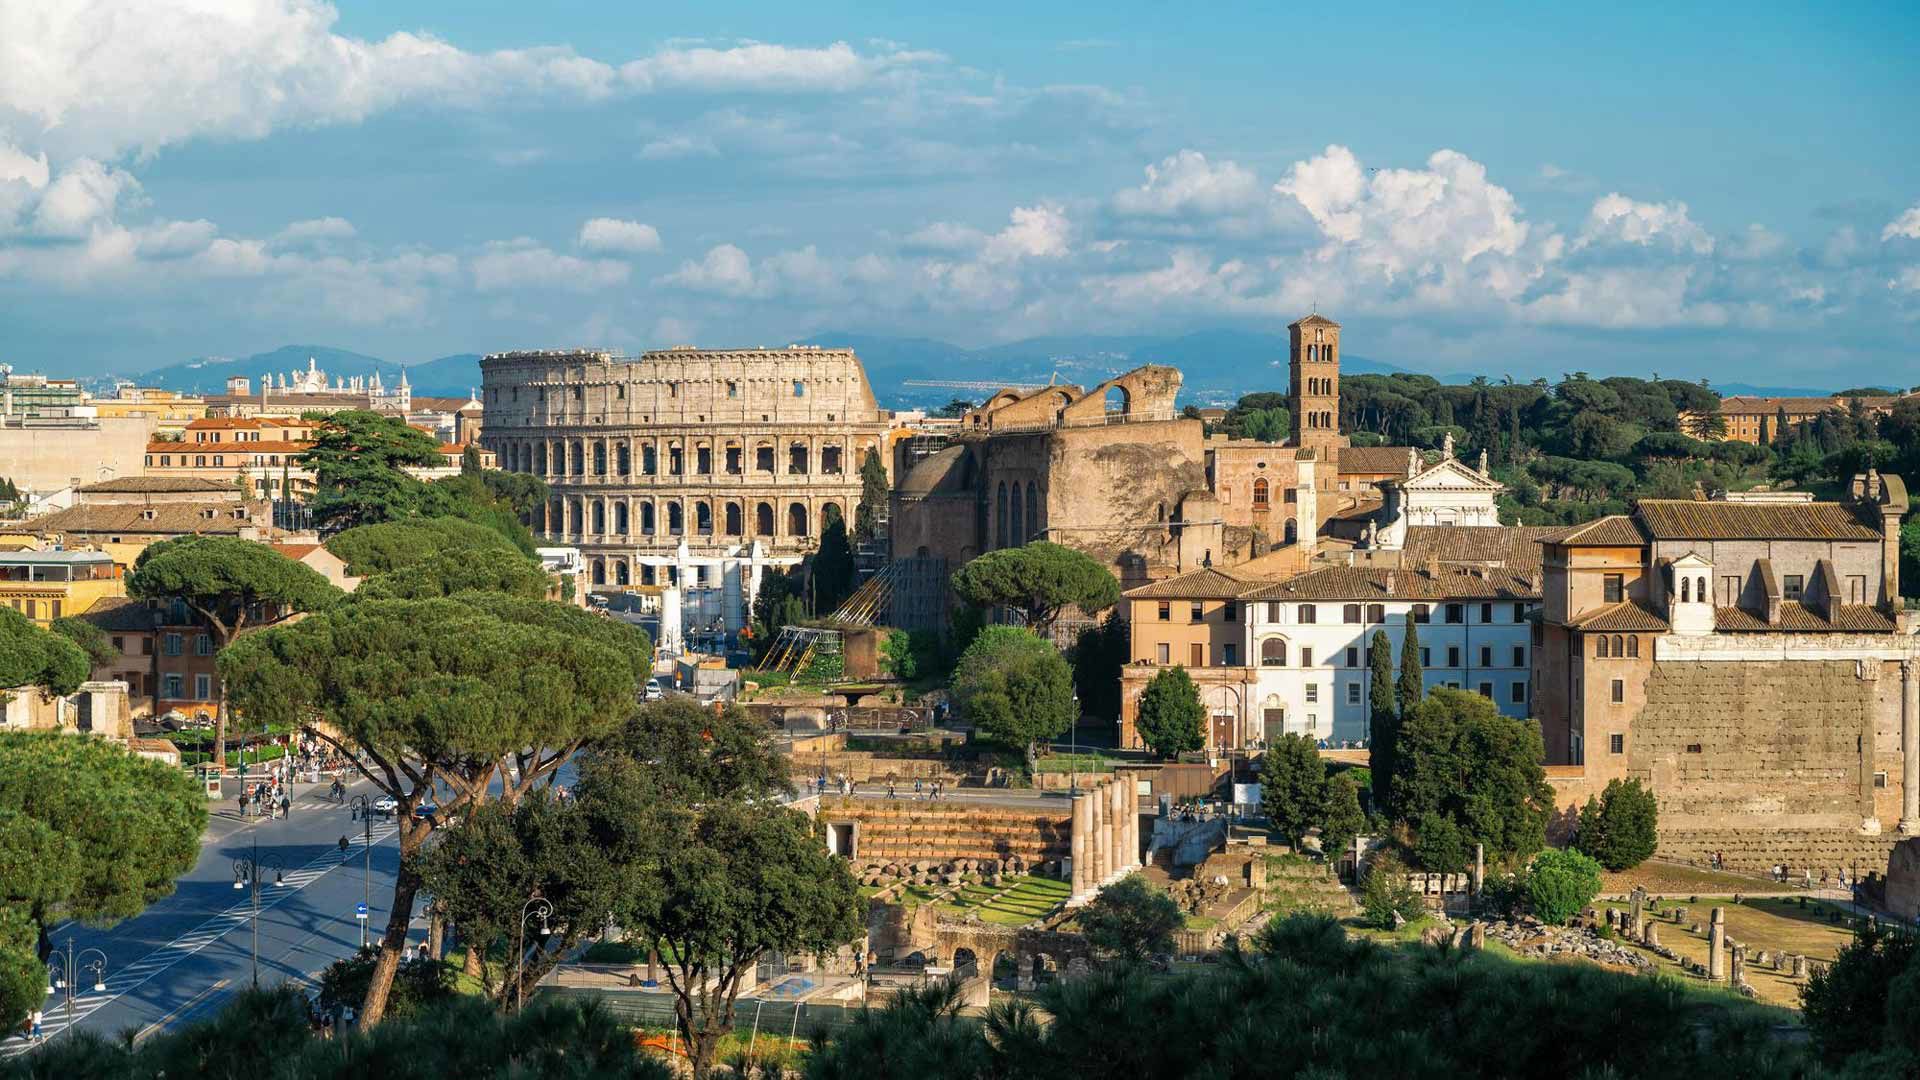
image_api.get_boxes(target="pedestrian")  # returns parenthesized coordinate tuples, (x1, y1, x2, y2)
(280, 793, 292, 818)
(913, 778, 923, 800)
(886, 782, 896, 800)
(29, 1009, 42, 1043)
(238, 793, 250, 818)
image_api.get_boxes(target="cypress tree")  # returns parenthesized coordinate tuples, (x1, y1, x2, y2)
(1397, 616, 1424, 718)
(1368, 629, 1397, 813)
(854, 448, 889, 543)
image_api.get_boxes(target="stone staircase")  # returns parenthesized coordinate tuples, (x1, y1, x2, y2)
(1655, 827, 1902, 877)
(826, 798, 1072, 867)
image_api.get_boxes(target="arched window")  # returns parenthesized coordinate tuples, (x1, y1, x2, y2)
(667, 502, 684, 535)
(789, 442, 809, 474)
(642, 444, 657, 475)
(1626, 636, 1640, 658)
(534, 443, 547, 474)
(570, 441, 584, 475)
(1611, 634, 1625, 657)
(593, 443, 607, 475)
(1261, 638, 1287, 666)
(591, 559, 605, 586)
(788, 502, 809, 537)
(591, 500, 606, 534)
(695, 501, 713, 535)
(995, 483, 1009, 548)
(614, 561, 629, 586)
(617, 443, 631, 475)
(1596, 636, 1610, 658)
(1025, 483, 1038, 538)
(1698, 577, 1708, 603)
(639, 501, 655, 535)
(1010, 484, 1025, 546)
(756, 502, 774, 536)
(1680, 577, 1690, 603)
(1252, 478, 1270, 509)
(1284, 518, 1297, 543)
(614, 501, 628, 534)
(725, 503, 743, 536)
(568, 498, 583, 534)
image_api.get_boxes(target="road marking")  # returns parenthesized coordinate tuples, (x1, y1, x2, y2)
(132, 978, 230, 1046)
(0, 821, 399, 1057)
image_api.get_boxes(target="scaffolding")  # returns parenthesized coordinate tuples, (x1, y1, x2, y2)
(756, 626, 843, 677)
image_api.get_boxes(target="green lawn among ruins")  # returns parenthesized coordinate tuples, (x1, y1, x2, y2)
(936, 875, 1071, 926)
(1598, 896, 1858, 1010)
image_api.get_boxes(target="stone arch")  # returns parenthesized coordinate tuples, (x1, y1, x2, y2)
(788, 502, 809, 537)
(667, 501, 684, 535)
(952, 947, 979, 978)
(725, 502, 743, 536)
(995, 482, 1009, 548)
(1025, 482, 1039, 539)
(590, 558, 606, 586)
(1010, 483, 1025, 546)
(639, 500, 656, 535)
(756, 501, 775, 536)
(614, 501, 628, 534)
(616, 442, 631, 475)
(592, 441, 607, 475)
(1103, 384, 1129, 416)
(591, 499, 606, 534)
(694, 500, 713, 535)
(614, 560, 630, 586)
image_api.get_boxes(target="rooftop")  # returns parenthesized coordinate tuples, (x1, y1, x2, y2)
(0, 549, 116, 565)
(77, 477, 236, 494)
(1123, 566, 1250, 600)
(1635, 499, 1884, 542)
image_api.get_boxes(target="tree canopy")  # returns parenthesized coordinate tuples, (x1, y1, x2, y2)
(951, 626, 1075, 756)
(49, 616, 116, 668)
(949, 542, 1120, 634)
(302, 410, 445, 533)
(324, 516, 523, 577)
(0, 607, 89, 696)
(854, 447, 889, 542)
(1076, 875, 1183, 963)
(1393, 689, 1554, 871)
(1260, 733, 1326, 850)
(354, 545, 552, 600)
(1572, 778, 1659, 871)
(1134, 665, 1204, 758)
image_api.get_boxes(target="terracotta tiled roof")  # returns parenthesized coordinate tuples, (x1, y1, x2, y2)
(1402, 525, 1560, 577)
(1337, 446, 1415, 476)
(1327, 499, 1383, 522)
(147, 440, 312, 454)
(1714, 604, 1897, 633)
(1635, 499, 1883, 542)
(411, 395, 482, 413)
(1540, 516, 1647, 546)
(1567, 601, 1670, 632)
(1124, 567, 1252, 600)
(1289, 313, 1340, 328)
(79, 596, 158, 633)
(271, 543, 322, 559)
(1244, 563, 1539, 602)
(77, 477, 234, 493)
(3, 500, 270, 537)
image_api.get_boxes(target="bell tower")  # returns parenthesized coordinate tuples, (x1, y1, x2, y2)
(1287, 313, 1346, 453)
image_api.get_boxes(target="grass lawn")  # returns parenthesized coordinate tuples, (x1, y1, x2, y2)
(1033, 752, 1118, 774)
(934, 875, 1070, 926)
(1597, 896, 1858, 1009)
(1469, 939, 1798, 1026)
(1600, 860, 1776, 896)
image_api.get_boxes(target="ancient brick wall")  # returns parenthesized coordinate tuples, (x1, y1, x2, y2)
(1630, 660, 1875, 829)
(821, 799, 1072, 866)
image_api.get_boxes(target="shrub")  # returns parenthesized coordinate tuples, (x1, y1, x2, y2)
(1523, 848, 1604, 926)
(1572, 778, 1659, 870)
(1359, 853, 1425, 930)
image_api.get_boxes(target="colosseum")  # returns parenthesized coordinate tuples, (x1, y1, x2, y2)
(479, 346, 889, 641)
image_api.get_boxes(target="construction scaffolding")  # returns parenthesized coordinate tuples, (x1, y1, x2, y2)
(756, 625, 844, 677)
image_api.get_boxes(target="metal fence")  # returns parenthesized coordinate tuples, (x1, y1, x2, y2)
(533, 984, 956, 1043)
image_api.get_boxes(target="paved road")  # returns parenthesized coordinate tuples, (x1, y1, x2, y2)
(4, 776, 416, 1057)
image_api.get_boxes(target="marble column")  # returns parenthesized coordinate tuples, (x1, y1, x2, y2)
(1070, 794, 1090, 898)
(1708, 907, 1726, 981)
(1088, 785, 1106, 886)
(1902, 660, 1919, 834)
(1108, 781, 1123, 875)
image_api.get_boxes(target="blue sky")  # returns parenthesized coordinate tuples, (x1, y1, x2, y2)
(1, 1, 1916, 386)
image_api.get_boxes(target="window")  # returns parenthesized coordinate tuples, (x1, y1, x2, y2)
(1156, 643, 1170, 664)
(1610, 678, 1625, 703)
(1478, 682, 1493, 699)
(162, 674, 183, 699)
(727, 381, 738, 398)
(1513, 646, 1526, 667)
(1603, 574, 1624, 603)
(1298, 604, 1317, 624)
(163, 633, 182, 657)
(1190, 603, 1204, 623)
(1447, 646, 1461, 667)
(1512, 603, 1527, 623)
(1261, 638, 1287, 666)
(1189, 643, 1204, 667)
(1252, 478, 1270, 509)
(1510, 681, 1527, 704)
(1347, 683, 1362, 705)
(195, 674, 212, 700)
(195, 634, 212, 656)
(1411, 604, 1430, 624)
(1875, 771, 1889, 789)
(1420, 647, 1431, 667)
(1479, 645, 1493, 667)
(793, 380, 806, 396)
(1596, 636, 1610, 658)
(1222, 601, 1238, 621)
(1366, 604, 1385, 624)
(1784, 575, 1804, 601)
(110, 636, 123, 653)
(1158, 601, 1171, 621)
(1345, 647, 1358, 668)
(1444, 603, 1464, 624)
(1266, 602, 1282, 622)
(1300, 647, 1313, 667)
(1343, 604, 1362, 624)
(1221, 643, 1238, 666)
(1626, 636, 1639, 658)
(1610, 733, 1625, 755)
(1307, 714, 1318, 732)
(1480, 603, 1493, 624)
(1305, 684, 1319, 704)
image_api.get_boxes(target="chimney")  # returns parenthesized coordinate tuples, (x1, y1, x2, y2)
(1385, 572, 1397, 595)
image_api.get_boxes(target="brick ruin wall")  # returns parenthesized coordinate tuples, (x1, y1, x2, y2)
(1630, 659, 1903, 873)
(822, 799, 1071, 868)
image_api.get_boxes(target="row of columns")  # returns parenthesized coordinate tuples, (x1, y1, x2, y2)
(496, 435, 870, 482)
(1903, 659, 1918, 834)
(1069, 777, 1141, 902)
(542, 495, 840, 543)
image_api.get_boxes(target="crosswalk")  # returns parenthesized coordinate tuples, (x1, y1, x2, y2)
(3, 819, 399, 1057)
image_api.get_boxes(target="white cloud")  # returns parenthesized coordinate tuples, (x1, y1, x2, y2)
(1891, 267, 1920, 293)
(0, 138, 50, 188)
(983, 204, 1069, 261)
(470, 239, 629, 292)
(1886, 205, 1920, 242)
(660, 244, 757, 296)
(275, 216, 357, 245)
(1581, 193, 1714, 254)
(577, 217, 662, 254)
(621, 40, 924, 94)
(31, 158, 141, 236)
(637, 134, 719, 160)
(136, 219, 219, 259)
(1112, 150, 1260, 218)
(901, 221, 988, 253)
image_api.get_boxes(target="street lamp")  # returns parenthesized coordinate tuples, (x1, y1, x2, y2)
(45, 938, 107, 1039)
(1069, 692, 1081, 798)
(516, 896, 554, 1014)
(233, 833, 287, 989)
(349, 794, 375, 949)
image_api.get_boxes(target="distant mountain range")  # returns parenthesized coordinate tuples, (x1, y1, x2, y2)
(121, 335, 1862, 410)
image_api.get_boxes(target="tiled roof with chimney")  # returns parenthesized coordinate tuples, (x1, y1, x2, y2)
(77, 477, 235, 494)
(1337, 446, 1416, 476)
(3, 500, 271, 537)
(1123, 566, 1252, 600)
(1244, 562, 1538, 602)
(1634, 499, 1884, 542)
(1566, 601, 1671, 632)
(1539, 515, 1647, 546)
(1714, 604, 1895, 633)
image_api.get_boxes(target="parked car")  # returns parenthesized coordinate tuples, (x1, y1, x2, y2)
(371, 795, 399, 817)
(642, 678, 666, 702)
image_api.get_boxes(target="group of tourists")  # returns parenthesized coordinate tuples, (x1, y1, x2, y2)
(237, 778, 292, 819)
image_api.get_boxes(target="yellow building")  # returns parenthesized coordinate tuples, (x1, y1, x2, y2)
(0, 549, 123, 625)
(88, 387, 208, 435)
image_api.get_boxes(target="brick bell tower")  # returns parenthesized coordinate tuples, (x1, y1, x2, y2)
(1287, 312, 1347, 454)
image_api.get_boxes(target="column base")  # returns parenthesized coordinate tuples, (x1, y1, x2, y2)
(1899, 818, 1919, 836)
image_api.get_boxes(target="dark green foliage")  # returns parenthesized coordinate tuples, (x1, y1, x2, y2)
(1219, 392, 1290, 443)
(1522, 848, 1603, 925)
(804, 979, 990, 1080)
(1318, 772, 1366, 862)
(324, 516, 521, 576)
(748, 565, 810, 660)
(881, 627, 944, 681)
(1395, 616, 1423, 717)
(1068, 609, 1127, 722)
(316, 948, 454, 1020)
(48, 616, 116, 667)
(855, 447, 889, 542)
(1359, 852, 1425, 929)
(355, 545, 552, 600)
(812, 518, 857, 613)
(587, 697, 791, 805)
(1572, 777, 1660, 870)
(1077, 875, 1182, 962)
(0, 607, 89, 696)
(1802, 919, 1920, 1068)
(1260, 733, 1325, 849)
(951, 626, 1075, 754)
(949, 542, 1120, 635)
(1, 986, 668, 1080)
(0, 909, 41, 1039)
(302, 409, 445, 533)
(1395, 689, 1553, 870)
(1133, 665, 1204, 758)
(1367, 629, 1396, 811)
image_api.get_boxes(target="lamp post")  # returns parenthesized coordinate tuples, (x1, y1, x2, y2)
(45, 938, 107, 1039)
(349, 794, 374, 949)
(233, 834, 287, 989)
(1069, 692, 1081, 798)
(516, 897, 553, 1014)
